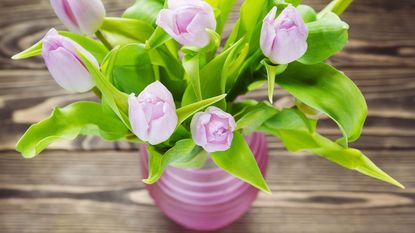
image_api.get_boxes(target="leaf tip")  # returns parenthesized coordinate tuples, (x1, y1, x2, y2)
(262, 185, 272, 194)
(142, 178, 156, 185)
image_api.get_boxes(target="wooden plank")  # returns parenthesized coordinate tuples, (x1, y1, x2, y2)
(0, 0, 414, 69)
(1, 68, 415, 151)
(0, 0, 414, 232)
(0, 150, 414, 233)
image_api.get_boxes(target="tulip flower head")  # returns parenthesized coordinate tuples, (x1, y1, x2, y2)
(129, 81, 178, 145)
(191, 107, 236, 153)
(50, 0, 106, 35)
(156, 0, 216, 48)
(260, 6, 308, 64)
(42, 28, 96, 92)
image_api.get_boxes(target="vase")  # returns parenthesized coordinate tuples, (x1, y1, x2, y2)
(140, 133, 269, 231)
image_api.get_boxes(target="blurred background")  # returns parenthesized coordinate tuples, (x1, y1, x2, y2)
(0, 0, 414, 232)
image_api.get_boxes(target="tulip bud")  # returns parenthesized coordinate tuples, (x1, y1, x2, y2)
(156, 0, 216, 48)
(260, 6, 308, 64)
(50, 0, 105, 35)
(129, 81, 178, 145)
(42, 28, 96, 92)
(191, 107, 236, 153)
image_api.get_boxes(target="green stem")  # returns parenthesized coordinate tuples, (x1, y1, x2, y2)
(91, 87, 102, 99)
(95, 30, 113, 50)
(319, 0, 353, 17)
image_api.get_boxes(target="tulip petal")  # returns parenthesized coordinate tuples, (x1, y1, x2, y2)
(148, 103, 178, 145)
(129, 94, 150, 142)
(138, 81, 176, 107)
(50, 0, 81, 33)
(45, 47, 94, 92)
(157, 0, 216, 48)
(69, 0, 105, 35)
(260, 5, 308, 65)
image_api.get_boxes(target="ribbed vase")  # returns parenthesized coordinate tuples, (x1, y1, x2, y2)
(140, 133, 269, 231)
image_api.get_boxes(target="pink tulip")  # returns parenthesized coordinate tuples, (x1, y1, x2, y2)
(191, 107, 236, 153)
(260, 6, 308, 64)
(129, 81, 178, 145)
(50, 0, 106, 35)
(42, 28, 96, 92)
(156, 0, 216, 48)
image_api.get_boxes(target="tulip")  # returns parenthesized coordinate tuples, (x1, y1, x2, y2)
(42, 28, 96, 92)
(156, 0, 216, 48)
(260, 6, 308, 64)
(191, 107, 236, 153)
(129, 81, 178, 145)
(50, 0, 105, 35)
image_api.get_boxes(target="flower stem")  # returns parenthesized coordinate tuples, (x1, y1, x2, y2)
(95, 30, 113, 50)
(91, 87, 102, 99)
(319, 0, 353, 17)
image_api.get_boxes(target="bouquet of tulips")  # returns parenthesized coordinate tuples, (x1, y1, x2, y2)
(13, 0, 403, 192)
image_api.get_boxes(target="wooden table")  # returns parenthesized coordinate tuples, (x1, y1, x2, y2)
(1, 0, 414, 232)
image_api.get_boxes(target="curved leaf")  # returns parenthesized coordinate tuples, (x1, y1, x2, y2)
(260, 108, 404, 189)
(16, 102, 130, 158)
(299, 12, 349, 64)
(123, 0, 164, 26)
(102, 43, 156, 95)
(298, 5, 317, 23)
(144, 139, 202, 184)
(100, 17, 154, 46)
(276, 62, 367, 145)
(78, 50, 130, 129)
(177, 94, 227, 125)
(12, 31, 108, 62)
(211, 132, 270, 193)
(235, 101, 278, 135)
(206, 0, 238, 34)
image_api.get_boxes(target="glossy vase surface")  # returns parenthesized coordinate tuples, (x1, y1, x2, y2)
(140, 133, 269, 231)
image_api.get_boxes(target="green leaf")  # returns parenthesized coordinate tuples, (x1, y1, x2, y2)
(171, 150, 208, 169)
(12, 31, 108, 63)
(260, 108, 319, 151)
(224, 42, 250, 91)
(319, 0, 353, 17)
(205, 0, 238, 34)
(123, 0, 164, 26)
(16, 102, 130, 158)
(102, 43, 155, 95)
(299, 12, 349, 64)
(261, 61, 288, 103)
(147, 46, 186, 97)
(225, 0, 273, 51)
(183, 38, 245, 108)
(100, 17, 154, 46)
(297, 5, 317, 23)
(211, 132, 270, 193)
(260, 108, 403, 189)
(247, 80, 266, 91)
(12, 40, 42, 60)
(183, 53, 202, 101)
(235, 102, 279, 135)
(146, 26, 171, 49)
(239, 0, 270, 39)
(144, 139, 202, 184)
(77, 50, 130, 129)
(276, 62, 367, 145)
(284, 0, 302, 6)
(176, 94, 227, 125)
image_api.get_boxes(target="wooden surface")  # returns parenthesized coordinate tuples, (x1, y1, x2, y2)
(1, 0, 415, 232)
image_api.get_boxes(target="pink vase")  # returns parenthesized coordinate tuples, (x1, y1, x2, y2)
(140, 133, 269, 231)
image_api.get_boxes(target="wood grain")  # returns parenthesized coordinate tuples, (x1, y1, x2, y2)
(0, 0, 415, 232)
